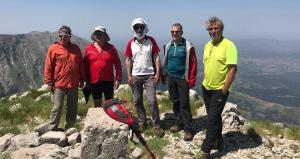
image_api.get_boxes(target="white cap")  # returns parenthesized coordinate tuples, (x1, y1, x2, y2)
(92, 26, 110, 41)
(131, 18, 149, 33)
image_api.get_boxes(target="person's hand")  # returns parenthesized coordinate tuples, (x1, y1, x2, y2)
(188, 81, 195, 88)
(85, 82, 91, 89)
(114, 81, 120, 90)
(222, 87, 228, 95)
(47, 85, 54, 92)
(154, 74, 160, 85)
(127, 76, 133, 87)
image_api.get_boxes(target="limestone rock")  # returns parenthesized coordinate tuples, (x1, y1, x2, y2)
(0, 133, 14, 152)
(37, 84, 48, 92)
(65, 128, 78, 137)
(189, 89, 199, 101)
(10, 144, 67, 159)
(8, 94, 18, 101)
(19, 91, 31, 98)
(7, 132, 40, 152)
(67, 132, 80, 147)
(39, 131, 67, 147)
(131, 147, 143, 158)
(34, 122, 50, 136)
(34, 92, 50, 102)
(81, 108, 128, 159)
(68, 143, 82, 159)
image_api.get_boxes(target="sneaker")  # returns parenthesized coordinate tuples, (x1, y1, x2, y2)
(193, 151, 210, 159)
(170, 125, 179, 133)
(153, 127, 165, 138)
(183, 131, 193, 141)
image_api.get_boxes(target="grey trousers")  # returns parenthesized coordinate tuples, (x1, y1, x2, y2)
(49, 88, 78, 130)
(132, 75, 160, 127)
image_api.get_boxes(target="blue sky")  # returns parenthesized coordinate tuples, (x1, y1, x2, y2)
(1, 0, 299, 49)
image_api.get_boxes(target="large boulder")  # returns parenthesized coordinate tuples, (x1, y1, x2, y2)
(10, 144, 67, 159)
(81, 108, 128, 159)
(7, 132, 40, 152)
(39, 131, 67, 147)
(0, 133, 15, 152)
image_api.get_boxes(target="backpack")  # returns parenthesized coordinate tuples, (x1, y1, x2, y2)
(103, 98, 156, 159)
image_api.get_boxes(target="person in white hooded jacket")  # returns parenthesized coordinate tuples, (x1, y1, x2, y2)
(125, 18, 164, 137)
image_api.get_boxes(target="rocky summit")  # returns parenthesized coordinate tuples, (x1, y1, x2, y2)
(0, 84, 299, 159)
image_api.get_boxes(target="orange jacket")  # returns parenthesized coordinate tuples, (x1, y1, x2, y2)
(44, 42, 84, 89)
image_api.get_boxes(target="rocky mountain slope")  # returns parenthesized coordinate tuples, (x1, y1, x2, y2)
(0, 31, 89, 97)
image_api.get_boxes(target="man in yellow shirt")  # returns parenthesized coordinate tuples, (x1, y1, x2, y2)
(199, 17, 238, 158)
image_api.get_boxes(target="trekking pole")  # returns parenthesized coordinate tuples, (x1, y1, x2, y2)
(130, 125, 156, 159)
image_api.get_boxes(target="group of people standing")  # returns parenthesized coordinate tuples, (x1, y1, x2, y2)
(44, 16, 238, 158)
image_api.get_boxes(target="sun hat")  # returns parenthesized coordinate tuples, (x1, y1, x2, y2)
(91, 26, 110, 41)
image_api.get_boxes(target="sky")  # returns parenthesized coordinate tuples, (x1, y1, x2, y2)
(0, 0, 299, 49)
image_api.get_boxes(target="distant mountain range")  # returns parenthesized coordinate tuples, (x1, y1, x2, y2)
(0, 31, 89, 97)
(0, 31, 299, 125)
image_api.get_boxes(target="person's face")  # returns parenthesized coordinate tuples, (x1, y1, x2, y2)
(133, 24, 145, 35)
(94, 31, 106, 42)
(58, 33, 71, 46)
(207, 23, 223, 41)
(171, 26, 183, 42)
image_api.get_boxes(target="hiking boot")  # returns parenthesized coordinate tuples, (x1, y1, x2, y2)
(212, 140, 224, 151)
(170, 125, 179, 133)
(193, 150, 210, 159)
(51, 128, 65, 132)
(153, 127, 164, 138)
(183, 131, 193, 141)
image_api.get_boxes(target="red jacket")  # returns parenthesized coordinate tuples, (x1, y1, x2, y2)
(44, 42, 84, 89)
(84, 42, 122, 84)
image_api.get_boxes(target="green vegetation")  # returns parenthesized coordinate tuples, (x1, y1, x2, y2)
(0, 90, 52, 136)
(0, 152, 11, 159)
(0, 89, 93, 136)
(247, 120, 300, 141)
(129, 136, 169, 159)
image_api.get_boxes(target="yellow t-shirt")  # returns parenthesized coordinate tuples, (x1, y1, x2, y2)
(202, 38, 238, 91)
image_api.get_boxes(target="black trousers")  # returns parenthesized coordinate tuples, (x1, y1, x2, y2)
(167, 76, 193, 132)
(201, 85, 229, 153)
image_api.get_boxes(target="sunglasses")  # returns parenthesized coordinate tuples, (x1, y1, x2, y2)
(133, 25, 145, 30)
(171, 30, 181, 34)
(207, 27, 220, 31)
(58, 34, 71, 38)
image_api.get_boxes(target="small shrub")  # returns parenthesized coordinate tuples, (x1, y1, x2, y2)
(248, 120, 300, 141)
(146, 137, 169, 158)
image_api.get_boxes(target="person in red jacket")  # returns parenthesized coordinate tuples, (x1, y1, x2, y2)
(44, 25, 84, 131)
(84, 26, 122, 107)
(161, 23, 197, 141)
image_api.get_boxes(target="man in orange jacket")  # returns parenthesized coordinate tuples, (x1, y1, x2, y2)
(44, 25, 84, 131)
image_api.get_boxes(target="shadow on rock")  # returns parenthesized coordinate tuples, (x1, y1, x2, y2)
(210, 130, 263, 158)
